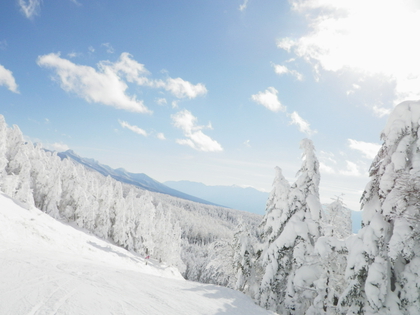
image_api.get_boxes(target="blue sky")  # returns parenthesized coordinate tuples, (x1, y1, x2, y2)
(1, 0, 419, 211)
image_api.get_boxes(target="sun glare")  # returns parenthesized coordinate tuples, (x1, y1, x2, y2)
(286, 0, 420, 103)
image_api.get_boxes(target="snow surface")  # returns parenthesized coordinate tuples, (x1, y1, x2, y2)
(0, 193, 275, 315)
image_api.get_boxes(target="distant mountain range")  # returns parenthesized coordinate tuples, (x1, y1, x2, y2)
(164, 181, 268, 215)
(163, 180, 364, 232)
(57, 150, 221, 207)
(57, 149, 363, 232)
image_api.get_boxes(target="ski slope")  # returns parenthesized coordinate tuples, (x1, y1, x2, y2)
(0, 193, 274, 315)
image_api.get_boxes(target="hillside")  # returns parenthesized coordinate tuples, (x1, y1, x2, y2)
(0, 115, 261, 287)
(0, 192, 274, 315)
(57, 150, 221, 207)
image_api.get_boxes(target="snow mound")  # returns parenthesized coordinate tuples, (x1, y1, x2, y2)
(0, 193, 274, 315)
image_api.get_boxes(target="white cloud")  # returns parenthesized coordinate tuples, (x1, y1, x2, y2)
(156, 98, 167, 106)
(67, 52, 81, 58)
(277, 38, 295, 52)
(37, 53, 151, 113)
(70, 0, 81, 6)
(239, 0, 249, 11)
(172, 110, 223, 152)
(289, 111, 316, 136)
(102, 43, 115, 54)
(372, 105, 392, 118)
(157, 77, 207, 99)
(320, 150, 337, 164)
(18, 0, 41, 19)
(340, 160, 363, 177)
(346, 83, 361, 95)
(273, 64, 303, 81)
(0, 64, 19, 93)
(251, 87, 286, 112)
(88, 46, 95, 53)
(244, 140, 251, 147)
(94, 53, 206, 99)
(348, 139, 381, 160)
(38, 52, 207, 113)
(119, 120, 148, 136)
(171, 100, 179, 109)
(109, 52, 150, 85)
(156, 133, 166, 140)
(281, 0, 420, 104)
(320, 162, 336, 174)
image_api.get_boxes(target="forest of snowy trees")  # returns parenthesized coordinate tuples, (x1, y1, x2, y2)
(2, 100, 420, 314)
(0, 114, 260, 284)
(231, 100, 420, 314)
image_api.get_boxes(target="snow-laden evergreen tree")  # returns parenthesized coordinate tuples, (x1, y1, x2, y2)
(340, 100, 420, 314)
(233, 219, 261, 298)
(257, 138, 323, 314)
(309, 197, 352, 314)
(258, 166, 291, 311)
(260, 166, 291, 245)
(324, 196, 352, 240)
(152, 203, 185, 272)
(283, 138, 324, 315)
(200, 238, 237, 287)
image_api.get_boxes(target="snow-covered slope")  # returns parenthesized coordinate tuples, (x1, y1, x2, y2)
(0, 193, 274, 315)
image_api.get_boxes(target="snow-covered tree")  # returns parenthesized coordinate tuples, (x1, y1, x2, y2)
(258, 166, 291, 311)
(257, 139, 323, 314)
(233, 222, 261, 297)
(0, 114, 261, 290)
(305, 196, 352, 314)
(340, 100, 420, 314)
(324, 196, 352, 240)
(282, 138, 324, 314)
(260, 166, 291, 245)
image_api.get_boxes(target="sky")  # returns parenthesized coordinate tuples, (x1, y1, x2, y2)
(1, 0, 420, 211)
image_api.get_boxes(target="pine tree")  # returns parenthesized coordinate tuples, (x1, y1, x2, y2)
(325, 196, 352, 240)
(340, 100, 420, 314)
(233, 220, 258, 295)
(258, 166, 291, 311)
(283, 138, 323, 315)
(310, 196, 351, 314)
(258, 139, 323, 315)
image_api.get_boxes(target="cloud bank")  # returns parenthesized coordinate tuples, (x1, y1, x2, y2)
(38, 52, 207, 113)
(37, 53, 150, 113)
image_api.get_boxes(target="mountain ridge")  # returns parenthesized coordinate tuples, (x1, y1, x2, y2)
(57, 150, 223, 208)
(164, 180, 269, 215)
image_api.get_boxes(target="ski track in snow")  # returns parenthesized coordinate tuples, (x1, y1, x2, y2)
(0, 193, 274, 315)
